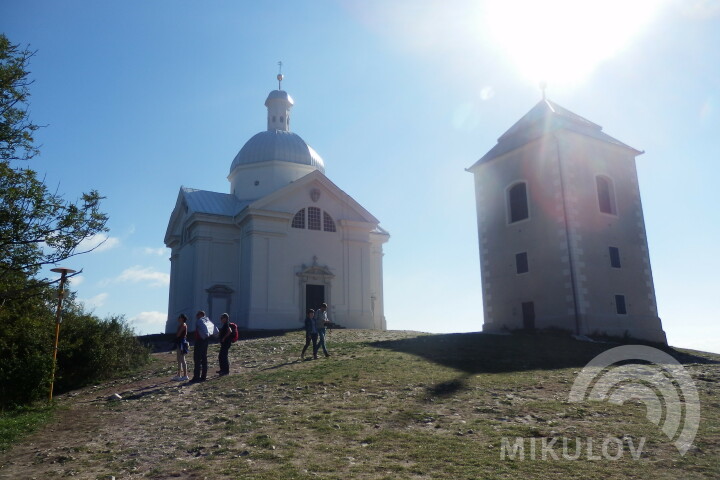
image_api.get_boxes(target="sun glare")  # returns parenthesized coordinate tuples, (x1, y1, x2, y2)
(485, 0, 666, 86)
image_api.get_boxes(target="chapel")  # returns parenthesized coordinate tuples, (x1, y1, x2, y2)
(164, 75, 389, 332)
(467, 96, 667, 344)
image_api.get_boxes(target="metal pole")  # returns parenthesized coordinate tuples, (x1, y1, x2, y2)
(49, 268, 74, 403)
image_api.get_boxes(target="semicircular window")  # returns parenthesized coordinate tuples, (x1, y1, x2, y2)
(291, 207, 337, 233)
(291, 209, 305, 228)
(323, 211, 336, 232)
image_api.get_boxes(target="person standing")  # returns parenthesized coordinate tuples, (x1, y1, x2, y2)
(314, 302, 331, 357)
(173, 314, 189, 381)
(300, 308, 318, 360)
(217, 313, 232, 375)
(191, 310, 214, 382)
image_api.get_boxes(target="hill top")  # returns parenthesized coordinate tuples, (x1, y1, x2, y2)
(1, 329, 718, 479)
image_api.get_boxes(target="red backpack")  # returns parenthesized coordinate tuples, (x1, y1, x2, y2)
(229, 322, 239, 343)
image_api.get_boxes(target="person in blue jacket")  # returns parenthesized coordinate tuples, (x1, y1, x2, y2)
(300, 308, 318, 360)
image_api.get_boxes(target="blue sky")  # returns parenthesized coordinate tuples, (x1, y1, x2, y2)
(2, 1, 719, 353)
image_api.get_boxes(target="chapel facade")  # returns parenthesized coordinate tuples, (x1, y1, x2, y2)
(467, 98, 667, 344)
(164, 76, 389, 333)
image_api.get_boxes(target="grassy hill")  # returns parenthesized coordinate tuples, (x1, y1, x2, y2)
(1, 329, 718, 479)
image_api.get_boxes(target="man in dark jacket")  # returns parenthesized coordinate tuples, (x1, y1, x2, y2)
(300, 308, 318, 360)
(191, 310, 214, 382)
(217, 313, 232, 375)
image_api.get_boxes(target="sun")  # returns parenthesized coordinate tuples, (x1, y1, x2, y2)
(484, 0, 667, 86)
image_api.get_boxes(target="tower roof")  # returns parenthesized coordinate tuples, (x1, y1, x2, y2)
(469, 99, 641, 170)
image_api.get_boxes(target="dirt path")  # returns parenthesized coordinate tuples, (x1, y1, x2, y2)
(0, 353, 189, 479)
(1, 331, 417, 479)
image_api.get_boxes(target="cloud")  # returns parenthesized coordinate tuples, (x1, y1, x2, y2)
(68, 275, 84, 287)
(116, 265, 170, 287)
(80, 292, 108, 309)
(128, 311, 168, 335)
(142, 247, 168, 256)
(77, 234, 121, 253)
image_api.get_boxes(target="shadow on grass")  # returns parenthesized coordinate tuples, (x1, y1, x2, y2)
(369, 331, 719, 376)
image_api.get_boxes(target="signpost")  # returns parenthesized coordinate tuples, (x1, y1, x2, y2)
(48, 267, 76, 402)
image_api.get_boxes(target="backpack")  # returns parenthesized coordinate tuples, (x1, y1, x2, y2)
(228, 322, 239, 343)
(196, 317, 218, 340)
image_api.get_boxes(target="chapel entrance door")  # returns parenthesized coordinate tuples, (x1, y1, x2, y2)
(521, 301, 535, 331)
(305, 284, 325, 312)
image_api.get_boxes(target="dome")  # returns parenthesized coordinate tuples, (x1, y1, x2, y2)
(229, 130, 325, 174)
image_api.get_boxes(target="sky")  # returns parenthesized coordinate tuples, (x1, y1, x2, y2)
(2, 0, 719, 354)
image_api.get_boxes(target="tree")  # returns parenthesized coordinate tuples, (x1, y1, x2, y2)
(0, 35, 146, 408)
(0, 34, 108, 302)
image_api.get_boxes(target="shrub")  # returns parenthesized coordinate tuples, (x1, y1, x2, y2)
(54, 312, 150, 394)
(0, 290, 149, 408)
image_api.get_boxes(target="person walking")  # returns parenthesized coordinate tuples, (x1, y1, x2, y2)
(173, 314, 189, 381)
(217, 313, 232, 375)
(300, 308, 318, 360)
(315, 302, 331, 357)
(191, 310, 215, 382)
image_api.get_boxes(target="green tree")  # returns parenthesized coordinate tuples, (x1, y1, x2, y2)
(0, 34, 147, 409)
(0, 33, 108, 302)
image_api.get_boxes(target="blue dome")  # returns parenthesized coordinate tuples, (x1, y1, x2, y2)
(229, 130, 325, 174)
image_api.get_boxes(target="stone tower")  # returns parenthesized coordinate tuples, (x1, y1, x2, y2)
(467, 98, 666, 343)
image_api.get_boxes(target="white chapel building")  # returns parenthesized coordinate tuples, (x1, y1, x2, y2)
(164, 76, 389, 333)
(468, 97, 667, 344)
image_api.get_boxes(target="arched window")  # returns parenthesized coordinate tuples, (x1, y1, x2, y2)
(508, 182, 529, 223)
(291, 209, 305, 228)
(308, 207, 322, 230)
(596, 176, 616, 215)
(323, 211, 336, 232)
(291, 208, 337, 233)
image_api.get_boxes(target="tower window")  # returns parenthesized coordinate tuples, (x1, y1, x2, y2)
(291, 209, 305, 228)
(609, 246, 621, 268)
(515, 252, 529, 274)
(280, 116, 284, 123)
(272, 115, 276, 122)
(596, 176, 617, 215)
(323, 211, 336, 232)
(308, 207, 321, 230)
(508, 182, 529, 223)
(615, 294, 627, 315)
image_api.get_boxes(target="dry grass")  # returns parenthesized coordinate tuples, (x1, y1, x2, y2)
(1, 329, 718, 479)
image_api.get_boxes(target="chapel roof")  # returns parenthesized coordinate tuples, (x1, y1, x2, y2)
(181, 187, 248, 217)
(468, 99, 640, 170)
(229, 129, 325, 173)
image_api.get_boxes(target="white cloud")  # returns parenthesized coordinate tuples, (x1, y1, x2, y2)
(143, 247, 168, 256)
(77, 234, 121, 253)
(68, 275, 84, 287)
(128, 311, 168, 335)
(116, 265, 170, 287)
(80, 292, 108, 309)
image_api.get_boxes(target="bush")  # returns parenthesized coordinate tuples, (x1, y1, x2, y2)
(54, 312, 150, 394)
(0, 286, 56, 407)
(0, 291, 150, 408)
